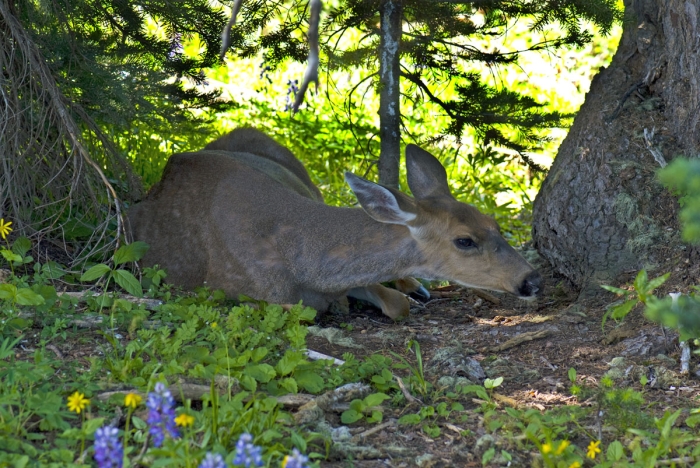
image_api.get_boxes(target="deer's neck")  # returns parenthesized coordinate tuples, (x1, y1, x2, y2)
(290, 204, 423, 292)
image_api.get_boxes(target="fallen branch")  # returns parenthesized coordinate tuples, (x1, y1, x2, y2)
(352, 420, 396, 442)
(487, 329, 551, 353)
(61, 291, 163, 310)
(306, 349, 345, 365)
(395, 376, 422, 405)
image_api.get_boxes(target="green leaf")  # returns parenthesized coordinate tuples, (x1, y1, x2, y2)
(276, 351, 302, 376)
(290, 431, 307, 453)
(11, 237, 31, 257)
(251, 347, 269, 363)
(1, 249, 22, 263)
(6, 317, 31, 331)
(41, 261, 66, 280)
(484, 377, 503, 389)
(132, 416, 147, 430)
(278, 377, 298, 394)
(366, 410, 383, 423)
(0, 283, 17, 300)
(363, 392, 390, 407)
(606, 440, 624, 461)
(294, 370, 324, 393)
(601, 284, 629, 295)
(644, 273, 670, 295)
(398, 413, 422, 425)
(349, 399, 364, 412)
(633, 270, 649, 293)
(243, 364, 276, 383)
(83, 417, 106, 434)
(422, 424, 440, 438)
(80, 264, 111, 282)
(568, 367, 577, 383)
(112, 269, 143, 297)
(298, 306, 317, 323)
(610, 299, 638, 320)
(482, 447, 496, 465)
(340, 409, 363, 424)
(15, 288, 45, 306)
(113, 241, 150, 265)
(460, 384, 489, 400)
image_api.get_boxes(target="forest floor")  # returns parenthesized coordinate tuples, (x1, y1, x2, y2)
(305, 249, 700, 467)
(5, 247, 700, 467)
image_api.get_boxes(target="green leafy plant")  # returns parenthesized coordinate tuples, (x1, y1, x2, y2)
(341, 392, 391, 424)
(600, 269, 669, 329)
(658, 157, 700, 242)
(397, 402, 464, 439)
(644, 292, 700, 341)
(80, 241, 150, 299)
(390, 340, 431, 396)
(483, 377, 504, 392)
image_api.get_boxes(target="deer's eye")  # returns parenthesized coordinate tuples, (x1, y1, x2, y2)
(454, 238, 478, 250)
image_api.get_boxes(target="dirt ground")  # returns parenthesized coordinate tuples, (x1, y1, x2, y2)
(304, 249, 700, 467)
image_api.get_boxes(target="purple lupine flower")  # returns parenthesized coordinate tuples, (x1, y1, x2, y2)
(94, 425, 123, 468)
(168, 32, 183, 59)
(232, 433, 263, 467)
(146, 382, 179, 447)
(198, 452, 227, 468)
(282, 448, 309, 468)
(284, 79, 299, 111)
(259, 62, 272, 83)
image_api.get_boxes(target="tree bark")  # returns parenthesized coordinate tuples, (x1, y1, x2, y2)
(533, 0, 698, 292)
(378, 0, 402, 189)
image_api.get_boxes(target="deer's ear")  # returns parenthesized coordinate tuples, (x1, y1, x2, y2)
(405, 144, 452, 199)
(345, 172, 417, 225)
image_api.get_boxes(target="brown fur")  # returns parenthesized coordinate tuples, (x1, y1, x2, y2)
(128, 128, 541, 318)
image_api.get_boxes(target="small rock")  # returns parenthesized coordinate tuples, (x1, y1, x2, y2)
(474, 434, 495, 452)
(331, 426, 352, 443)
(415, 454, 437, 467)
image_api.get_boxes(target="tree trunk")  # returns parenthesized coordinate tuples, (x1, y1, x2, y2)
(533, 0, 698, 292)
(378, 0, 402, 189)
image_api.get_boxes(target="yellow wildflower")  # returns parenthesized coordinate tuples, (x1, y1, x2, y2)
(124, 392, 143, 409)
(0, 218, 12, 240)
(67, 391, 90, 414)
(541, 443, 552, 454)
(568, 462, 581, 468)
(174, 413, 195, 427)
(556, 440, 570, 455)
(211, 322, 218, 329)
(587, 440, 601, 459)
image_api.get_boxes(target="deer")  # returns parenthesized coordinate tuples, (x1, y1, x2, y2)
(127, 128, 542, 319)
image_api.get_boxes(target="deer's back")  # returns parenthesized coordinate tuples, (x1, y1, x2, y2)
(204, 128, 323, 202)
(128, 146, 328, 303)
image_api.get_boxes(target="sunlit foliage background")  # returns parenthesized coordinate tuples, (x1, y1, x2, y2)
(134, 13, 621, 244)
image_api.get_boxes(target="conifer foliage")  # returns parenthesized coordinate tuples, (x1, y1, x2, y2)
(0, 0, 231, 262)
(222, 0, 622, 184)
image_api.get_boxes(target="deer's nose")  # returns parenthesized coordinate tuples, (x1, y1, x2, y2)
(518, 270, 543, 297)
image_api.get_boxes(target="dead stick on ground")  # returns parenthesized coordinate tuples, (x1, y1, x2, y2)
(352, 420, 396, 442)
(395, 376, 422, 405)
(488, 329, 551, 353)
(470, 289, 501, 305)
(306, 349, 345, 366)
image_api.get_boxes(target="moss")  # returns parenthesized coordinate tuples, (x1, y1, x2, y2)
(613, 192, 673, 270)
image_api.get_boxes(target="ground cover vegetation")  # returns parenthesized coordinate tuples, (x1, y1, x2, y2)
(3, 0, 700, 466)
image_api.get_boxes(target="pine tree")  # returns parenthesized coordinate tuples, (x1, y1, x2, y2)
(221, 0, 623, 186)
(1, 0, 233, 262)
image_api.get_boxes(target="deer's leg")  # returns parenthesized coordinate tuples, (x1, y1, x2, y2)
(393, 277, 430, 301)
(347, 284, 409, 320)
